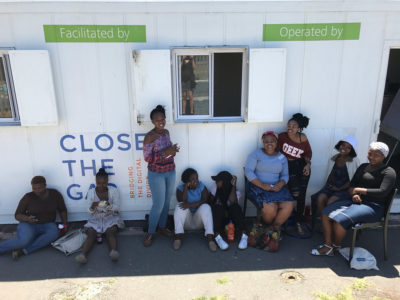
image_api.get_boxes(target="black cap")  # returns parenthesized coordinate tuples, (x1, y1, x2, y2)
(211, 171, 232, 182)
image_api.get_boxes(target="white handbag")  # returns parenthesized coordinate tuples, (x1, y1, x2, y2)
(52, 229, 88, 256)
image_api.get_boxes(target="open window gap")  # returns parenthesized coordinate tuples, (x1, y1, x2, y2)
(173, 48, 246, 122)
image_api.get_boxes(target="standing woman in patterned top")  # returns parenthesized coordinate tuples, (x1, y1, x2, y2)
(143, 105, 180, 247)
(278, 113, 312, 235)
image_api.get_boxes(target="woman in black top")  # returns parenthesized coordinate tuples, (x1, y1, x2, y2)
(181, 56, 195, 115)
(209, 171, 248, 250)
(311, 142, 396, 256)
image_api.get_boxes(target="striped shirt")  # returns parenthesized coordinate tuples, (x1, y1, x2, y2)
(143, 134, 175, 173)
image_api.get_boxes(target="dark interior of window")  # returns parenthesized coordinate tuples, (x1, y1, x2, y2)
(378, 49, 400, 190)
(213, 53, 242, 117)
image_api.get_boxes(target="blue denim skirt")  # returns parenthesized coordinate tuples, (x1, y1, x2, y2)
(249, 183, 294, 208)
(322, 198, 385, 229)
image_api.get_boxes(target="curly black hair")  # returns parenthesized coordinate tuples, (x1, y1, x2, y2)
(181, 168, 197, 183)
(289, 113, 310, 131)
(150, 105, 166, 120)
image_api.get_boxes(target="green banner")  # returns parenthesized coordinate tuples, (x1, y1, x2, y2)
(43, 25, 146, 43)
(263, 23, 360, 41)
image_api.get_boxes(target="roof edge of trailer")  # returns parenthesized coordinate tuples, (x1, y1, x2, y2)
(0, 0, 399, 3)
(1, 0, 400, 13)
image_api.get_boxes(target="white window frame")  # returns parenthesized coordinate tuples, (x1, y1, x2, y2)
(0, 50, 20, 125)
(172, 47, 247, 123)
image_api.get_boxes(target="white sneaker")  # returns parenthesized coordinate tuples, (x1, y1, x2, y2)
(238, 233, 248, 250)
(215, 234, 229, 250)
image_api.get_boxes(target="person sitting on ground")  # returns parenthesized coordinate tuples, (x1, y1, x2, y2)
(75, 168, 124, 264)
(0, 176, 67, 260)
(311, 136, 360, 228)
(245, 131, 294, 251)
(209, 171, 248, 250)
(173, 168, 217, 252)
(311, 142, 396, 256)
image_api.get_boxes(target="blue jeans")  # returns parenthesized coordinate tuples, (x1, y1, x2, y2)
(0, 222, 59, 255)
(147, 170, 176, 234)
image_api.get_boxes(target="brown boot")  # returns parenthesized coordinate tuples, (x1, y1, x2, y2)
(157, 227, 173, 237)
(206, 234, 217, 252)
(143, 233, 153, 247)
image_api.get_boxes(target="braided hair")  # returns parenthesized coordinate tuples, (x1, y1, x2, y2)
(150, 105, 166, 120)
(289, 113, 309, 132)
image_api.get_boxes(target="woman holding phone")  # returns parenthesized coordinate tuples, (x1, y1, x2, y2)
(143, 105, 180, 247)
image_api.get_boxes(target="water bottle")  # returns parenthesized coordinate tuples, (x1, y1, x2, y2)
(227, 221, 235, 243)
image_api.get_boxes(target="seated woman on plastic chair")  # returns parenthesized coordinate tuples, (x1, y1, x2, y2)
(245, 131, 294, 250)
(75, 168, 124, 264)
(311, 142, 396, 256)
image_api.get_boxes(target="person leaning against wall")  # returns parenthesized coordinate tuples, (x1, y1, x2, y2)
(209, 171, 248, 251)
(0, 176, 68, 260)
(173, 168, 217, 252)
(278, 113, 312, 236)
(142, 105, 180, 247)
(75, 168, 125, 264)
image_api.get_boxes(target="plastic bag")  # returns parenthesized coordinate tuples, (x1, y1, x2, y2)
(339, 247, 379, 270)
(52, 229, 87, 256)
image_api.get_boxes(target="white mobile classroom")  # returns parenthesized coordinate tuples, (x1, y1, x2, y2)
(0, 0, 399, 223)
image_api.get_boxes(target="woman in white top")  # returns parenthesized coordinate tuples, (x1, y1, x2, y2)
(75, 168, 124, 264)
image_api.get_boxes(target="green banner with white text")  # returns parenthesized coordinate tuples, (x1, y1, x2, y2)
(44, 25, 146, 43)
(263, 23, 361, 41)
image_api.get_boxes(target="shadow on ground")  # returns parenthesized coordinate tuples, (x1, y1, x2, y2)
(0, 227, 399, 282)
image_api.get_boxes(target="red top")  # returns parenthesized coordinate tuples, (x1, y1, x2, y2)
(143, 134, 175, 173)
(278, 132, 312, 160)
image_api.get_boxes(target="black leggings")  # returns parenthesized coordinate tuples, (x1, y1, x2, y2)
(287, 159, 310, 222)
(212, 203, 246, 235)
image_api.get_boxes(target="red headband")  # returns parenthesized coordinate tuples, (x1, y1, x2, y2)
(262, 131, 278, 140)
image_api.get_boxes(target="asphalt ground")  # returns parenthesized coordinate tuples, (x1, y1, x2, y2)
(0, 225, 399, 300)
